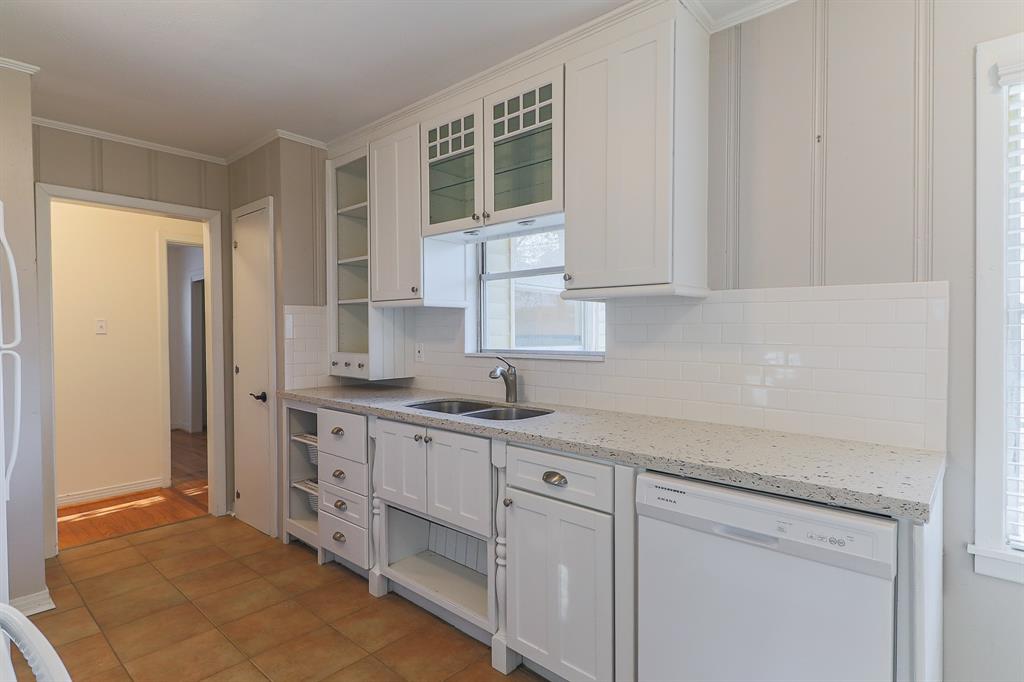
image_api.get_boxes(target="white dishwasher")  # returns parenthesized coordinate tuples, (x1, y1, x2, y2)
(636, 473, 898, 682)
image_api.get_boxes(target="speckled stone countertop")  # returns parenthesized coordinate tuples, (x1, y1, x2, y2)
(280, 384, 945, 522)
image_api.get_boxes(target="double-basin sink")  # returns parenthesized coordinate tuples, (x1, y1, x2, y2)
(407, 399, 552, 421)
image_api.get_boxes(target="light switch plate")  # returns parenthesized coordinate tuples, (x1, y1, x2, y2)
(95, 319, 107, 335)
(415, 343, 424, 362)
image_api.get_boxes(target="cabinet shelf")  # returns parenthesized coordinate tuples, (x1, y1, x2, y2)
(388, 550, 488, 624)
(338, 298, 368, 305)
(291, 433, 318, 447)
(337, 201, 368, 219)
(337, 255, 368, 265)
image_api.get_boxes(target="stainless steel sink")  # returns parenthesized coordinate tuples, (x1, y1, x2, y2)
(407, 399, 497, 414)
(464, 407, 553, 420)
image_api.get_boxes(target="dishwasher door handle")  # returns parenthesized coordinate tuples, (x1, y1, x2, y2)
(711, 523, 780, 549)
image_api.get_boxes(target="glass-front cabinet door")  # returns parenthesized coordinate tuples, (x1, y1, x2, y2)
(421, 102, 484, 237)
(484, 66, 564, 226)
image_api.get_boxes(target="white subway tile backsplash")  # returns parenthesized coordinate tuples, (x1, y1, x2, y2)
(283, 305, 335, 391)
(408, 281, 949, 451)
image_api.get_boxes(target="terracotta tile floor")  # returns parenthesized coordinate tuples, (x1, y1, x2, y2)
(16, 515, 543, 682)
(57, 431, 210, 550)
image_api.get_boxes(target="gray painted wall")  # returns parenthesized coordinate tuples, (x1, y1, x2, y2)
(707, 2, 1024, 679)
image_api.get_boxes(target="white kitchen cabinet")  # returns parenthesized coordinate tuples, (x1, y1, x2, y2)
(370, 124, 423, 302)
(327, 149, 409, 380)
(562, 11, 709, 300)
(506, 487, 613, 682)
(375, 420, 427, 513)
(422, 67, 564, 238)
(426, 429, 492, 537)
(421, 101, 485, 236)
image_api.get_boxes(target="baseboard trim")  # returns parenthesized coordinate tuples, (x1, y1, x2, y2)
(11, 590, 55, 616)
(57, 477, 168, 507)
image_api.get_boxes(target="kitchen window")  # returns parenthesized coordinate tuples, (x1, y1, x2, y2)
(479, 228, 604, 356)
(971, 32, 1024, 583)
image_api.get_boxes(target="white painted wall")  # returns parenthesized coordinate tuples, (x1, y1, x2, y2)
(50, 201, 202, 502)
(168, 244, 203, 431)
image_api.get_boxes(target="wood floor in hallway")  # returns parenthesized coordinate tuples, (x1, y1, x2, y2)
(57, 431, 209, 550)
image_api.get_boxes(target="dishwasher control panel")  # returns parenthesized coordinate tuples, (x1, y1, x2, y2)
(636, 473, 897, 566)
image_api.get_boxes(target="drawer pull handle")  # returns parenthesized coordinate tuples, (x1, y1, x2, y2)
(333, 500, 348, 511)
(542, 470, 568, 487)
(331, 426, 344, 436)
(332, 531, 346, 543)
(333, 469, 346, 479)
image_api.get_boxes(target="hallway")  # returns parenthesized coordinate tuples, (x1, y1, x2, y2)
(57, 431, 209, 550)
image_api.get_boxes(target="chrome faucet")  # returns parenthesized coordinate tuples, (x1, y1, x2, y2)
(488, 357, 518, 403)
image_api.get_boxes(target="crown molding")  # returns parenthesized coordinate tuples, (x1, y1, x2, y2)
(31, 117, 227, 165)
(682, 0, 798, 33)
(0, 57, 40, 75)
(326, 0, 668, 154)
(226, 129, 327, 164)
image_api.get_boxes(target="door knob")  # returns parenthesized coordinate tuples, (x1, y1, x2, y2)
(249, 391, 267, 403)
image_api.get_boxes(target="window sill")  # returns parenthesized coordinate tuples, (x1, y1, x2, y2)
(967, 544, 1024, 584)
(467, 351, 605, 363)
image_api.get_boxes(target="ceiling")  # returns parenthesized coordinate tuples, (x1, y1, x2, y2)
(0, 0, 785, 161)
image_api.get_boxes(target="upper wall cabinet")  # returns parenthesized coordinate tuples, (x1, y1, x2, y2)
(562, 13, 709, 300)
(368, 123, 470, 309)
(422, 67, 564, 238)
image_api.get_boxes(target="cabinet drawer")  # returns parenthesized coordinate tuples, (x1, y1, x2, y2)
(317, 409, 367, 463)
(319, 481, 368, 528)
(319, 514, 368, 569)
(331, 352, 369, 379)
(506, 446, 613, 513)
(318, 451, 368, 496)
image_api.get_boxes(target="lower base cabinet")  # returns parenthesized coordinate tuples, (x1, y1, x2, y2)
(506, 487, 614, 682)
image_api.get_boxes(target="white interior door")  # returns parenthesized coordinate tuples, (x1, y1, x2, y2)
(231, 201, 274, 535)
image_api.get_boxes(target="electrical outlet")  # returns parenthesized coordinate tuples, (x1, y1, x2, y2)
(415, 343, 424, 362)
(95, 319, 107, 335)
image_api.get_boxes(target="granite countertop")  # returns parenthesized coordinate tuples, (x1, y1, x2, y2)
(280, 384, 945, 523)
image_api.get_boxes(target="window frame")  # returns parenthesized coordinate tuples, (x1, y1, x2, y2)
(970, 32, 1024, 584)
(476, 231, 605, 359)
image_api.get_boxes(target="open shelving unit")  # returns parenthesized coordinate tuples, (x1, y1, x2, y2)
(383, 506, 490, 631)
(284, 407, 319, 549)
(326, 148, 410, 380)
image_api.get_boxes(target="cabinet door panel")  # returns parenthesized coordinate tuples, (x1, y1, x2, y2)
(564, 22, 673, 290)
(370, 124, 422, 301)
(374, 420, 426, 513)
(483, 66, 564, 225)
(426, 430, 491, 537)
(422, 102, 484, 237)
(507, 488, 613, 682)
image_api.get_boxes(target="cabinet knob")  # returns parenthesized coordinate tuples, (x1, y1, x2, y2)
(334, 499, 348, 511)
(331, 426, 344, 436)
(563, 273, 573, 282)
(503, 497, 513, 507)
(411, 286, 419, 293)
(331, 360, 338, 366)
(414, 434, 423, 442)
(482, 211, 491, 221)
(423, 435, 433, 444)
(333, 531, 346, 543)
(542, 470, 569, 487)
(357, 362, 365, 369)
(472, 212, 480, 221)
(333, 469, 346, 479)
(344, 361, 351, 367)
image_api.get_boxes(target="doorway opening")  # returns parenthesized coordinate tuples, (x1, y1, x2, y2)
(169, 244, 208, 512)
(36, 188, 228, 553)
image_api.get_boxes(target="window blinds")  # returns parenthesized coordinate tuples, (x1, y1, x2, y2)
(1005, 80, 1024, 549)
